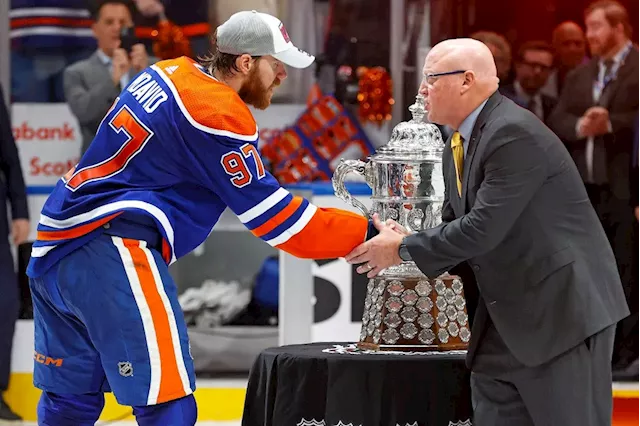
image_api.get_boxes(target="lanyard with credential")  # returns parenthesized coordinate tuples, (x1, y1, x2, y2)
(593, 43, 632, 102)
(586, 43, 632, 183)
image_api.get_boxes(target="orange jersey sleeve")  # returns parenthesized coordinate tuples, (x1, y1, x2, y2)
(234, 188, 369, 259)
(272, 205, 368, 258)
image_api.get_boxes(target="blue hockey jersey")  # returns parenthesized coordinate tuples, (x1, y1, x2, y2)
(27, 56, 369, 277)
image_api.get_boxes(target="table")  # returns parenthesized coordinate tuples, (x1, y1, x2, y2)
(242, 342, 473, 426)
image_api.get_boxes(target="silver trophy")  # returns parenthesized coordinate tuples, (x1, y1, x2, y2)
(332, 94, 470, 351)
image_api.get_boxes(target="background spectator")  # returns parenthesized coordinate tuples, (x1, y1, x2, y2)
(0, 83, 29, 422)
(10, 0, 96, 102)
(541, 21, 588, 98)
(500, 40, 557, 123)
(63, 0, 152, 154)
(548, 0, 638, 379)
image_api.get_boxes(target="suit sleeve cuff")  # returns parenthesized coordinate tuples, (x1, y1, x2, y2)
(11, 199, 29, 220)
(404, 233, 422, 260)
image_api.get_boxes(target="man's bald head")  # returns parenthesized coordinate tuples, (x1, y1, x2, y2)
(551, 21, 586, 69)
(470, 31, 512, 80)
(427, 38, 499, 82)
(553, 21, 584, 43)
(419, 38, 499, 128)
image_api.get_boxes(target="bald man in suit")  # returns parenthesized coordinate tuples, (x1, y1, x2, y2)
(347, 38, 629, 426)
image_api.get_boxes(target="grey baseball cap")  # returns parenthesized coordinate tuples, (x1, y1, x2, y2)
(216, 10, 315, 69)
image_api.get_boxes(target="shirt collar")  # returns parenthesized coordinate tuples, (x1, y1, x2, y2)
(457, 98, 488, 142)
(600, 40, 632, 67)
(96, 49, 111, 65)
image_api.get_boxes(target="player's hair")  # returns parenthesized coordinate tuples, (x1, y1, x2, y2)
(584, 0, 632, 38)
(199, 30, 262, 77)
(89, 0, 134, 21)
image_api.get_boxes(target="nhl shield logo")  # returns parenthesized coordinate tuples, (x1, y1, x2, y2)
(448, 420, 472, 426)
(118, 362, 133, 377)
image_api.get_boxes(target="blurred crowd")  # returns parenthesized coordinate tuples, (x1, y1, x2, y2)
(469, 0, 638, 383)
(9, 0, 211, 104)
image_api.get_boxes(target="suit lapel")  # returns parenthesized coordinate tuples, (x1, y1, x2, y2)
(90, 52, 112, 83)
(460, 91, 502, 212)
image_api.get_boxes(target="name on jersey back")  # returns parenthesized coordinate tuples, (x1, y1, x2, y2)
(126, 72, 169, 114)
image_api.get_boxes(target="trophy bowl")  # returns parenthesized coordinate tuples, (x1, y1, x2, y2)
(332, 94, 470, 352)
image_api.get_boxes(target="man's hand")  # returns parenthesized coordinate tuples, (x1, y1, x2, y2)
(345, 214, 406, 278)
(579, 107, 611, 137)
(11, 219, 29, 246)
(384, 218, 411, 236)
(130, 44, 149, 73)
(134, 0, 164, 17)
(112, 46, 131, 86)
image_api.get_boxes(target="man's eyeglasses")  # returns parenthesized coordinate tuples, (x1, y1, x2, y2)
(519, 61, 552, 72)
(423, 70, 466, 86)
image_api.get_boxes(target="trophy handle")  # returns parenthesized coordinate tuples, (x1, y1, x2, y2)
(332, 159, 370, 217)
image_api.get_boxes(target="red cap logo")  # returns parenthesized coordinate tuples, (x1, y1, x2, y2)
(279, 22, 291, 43)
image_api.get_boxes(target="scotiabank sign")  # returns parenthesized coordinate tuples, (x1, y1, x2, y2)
(11, 103, 305, 188)
(12, 104, 81, 187)
(13, 122, 76, 142)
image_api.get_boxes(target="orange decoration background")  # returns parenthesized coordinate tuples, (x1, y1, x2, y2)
(356, 66, 394, 126)
(152, 19, 193, 60)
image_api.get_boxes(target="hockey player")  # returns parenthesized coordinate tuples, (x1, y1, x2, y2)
(28, 10, 373, 425)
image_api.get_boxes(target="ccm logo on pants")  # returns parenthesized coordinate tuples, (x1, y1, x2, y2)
(34, 351, 63, 367)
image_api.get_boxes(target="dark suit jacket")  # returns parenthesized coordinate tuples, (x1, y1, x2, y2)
(499, 83, 557, 124)
(632, 116, 638, 208)
(0, 84, 29, 240)
(547, 48, 639, 202)
(405, 91, 629, 368)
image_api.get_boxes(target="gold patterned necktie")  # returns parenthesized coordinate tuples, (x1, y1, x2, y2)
(451, 131, 464, 197)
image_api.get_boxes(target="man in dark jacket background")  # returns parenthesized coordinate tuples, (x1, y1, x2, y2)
(0, 83, 30, 421)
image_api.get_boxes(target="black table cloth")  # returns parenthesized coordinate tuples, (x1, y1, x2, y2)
(242, 342, 473, 426)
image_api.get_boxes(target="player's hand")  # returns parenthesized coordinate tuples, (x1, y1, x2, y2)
(11, 219, 29, 246)
(346, 213, 404, 278)
(130, 44, 149, 73)
(112, 46, 131, 86)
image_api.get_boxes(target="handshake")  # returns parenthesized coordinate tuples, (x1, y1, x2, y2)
(345, 213, 411, 278)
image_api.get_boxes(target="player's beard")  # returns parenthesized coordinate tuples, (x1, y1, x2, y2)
(239, 66, 281, 110)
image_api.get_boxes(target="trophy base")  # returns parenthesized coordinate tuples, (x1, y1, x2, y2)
(358, 270, 471, 352)
(357, 341, 468, 352)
